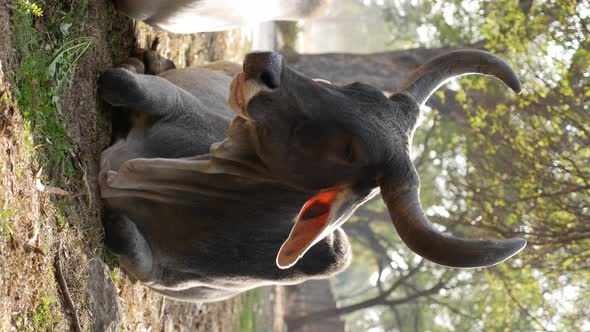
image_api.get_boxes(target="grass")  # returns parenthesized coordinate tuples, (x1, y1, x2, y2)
(30, 297, 61, 331)
(5, 2, 256, 330)
(0, 208, 15, 239)
(238, 289, 262, 332)
(2, 1, 95, 330)
(13, 0, 93, 185)
(13, 295, 61, 331)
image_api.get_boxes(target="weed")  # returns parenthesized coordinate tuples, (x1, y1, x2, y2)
(55, 211, 66, 230)
(48, 37, 94, 99)
(13, 0, 93, 185)
(31, 297, 60, 331)
(102, 246, 123, 287)
(0, 208, 15, 239)
(110, 266, 121, 288)
(17, 0, 43, 17)
(0, 91, 10, 105)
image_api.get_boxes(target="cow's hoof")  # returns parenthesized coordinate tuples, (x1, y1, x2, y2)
(119, 57, 145, 74)
(98, 68, 144, 107)
(143, 38, 176, 75)
(120, 38, 176, 75)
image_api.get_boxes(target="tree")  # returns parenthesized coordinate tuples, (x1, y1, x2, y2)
(283, 0, 590, 330)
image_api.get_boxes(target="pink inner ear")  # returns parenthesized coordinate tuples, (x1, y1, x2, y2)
(299, 191, 336, 220)
(276, 189, 340, 269)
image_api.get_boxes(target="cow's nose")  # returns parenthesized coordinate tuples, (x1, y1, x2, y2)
(243, 51, 282, 89)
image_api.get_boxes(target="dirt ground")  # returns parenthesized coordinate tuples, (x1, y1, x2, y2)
(0, 1, 283, 331)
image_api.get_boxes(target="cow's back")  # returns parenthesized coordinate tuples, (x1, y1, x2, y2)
(160, 66, 236, 120)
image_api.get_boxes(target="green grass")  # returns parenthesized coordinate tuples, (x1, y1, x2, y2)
(13, 0, 93, 185)
(238, 289, 261, 332)
(54, 200, 73, 230)
(31, 297, 61, 331)
(14, 296, 61, 331)
(0, 207, 15, 239)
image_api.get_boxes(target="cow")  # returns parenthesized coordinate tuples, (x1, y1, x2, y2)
(97, 45, 526, 302)
(112, 0, 331, 33)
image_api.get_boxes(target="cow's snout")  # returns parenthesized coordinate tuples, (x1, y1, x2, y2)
(243, 51, 282, 90)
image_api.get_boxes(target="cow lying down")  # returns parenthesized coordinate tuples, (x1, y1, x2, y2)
(98, 46, 526, 303)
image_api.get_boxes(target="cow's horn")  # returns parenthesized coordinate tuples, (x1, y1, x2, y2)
(379, 162, 526, 268)
(402, 49, 521, 106)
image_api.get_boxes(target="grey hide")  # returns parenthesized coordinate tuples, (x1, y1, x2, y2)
(99, 62, 354, 303)
(98, 49, 526, 303)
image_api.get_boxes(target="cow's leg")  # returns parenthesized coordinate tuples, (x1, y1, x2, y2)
(118, 57, 147, 75)
(142, 38, 176, 75)
(98, 68, 194, 117)
(103, 210, 153, 281)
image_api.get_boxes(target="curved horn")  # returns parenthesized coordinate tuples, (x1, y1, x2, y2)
(402, 49, 521, 106)
(379, 165, 526, 268)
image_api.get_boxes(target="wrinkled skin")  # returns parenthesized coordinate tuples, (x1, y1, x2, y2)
(246, 77, 395, 191)
(99, 47, 525, 302)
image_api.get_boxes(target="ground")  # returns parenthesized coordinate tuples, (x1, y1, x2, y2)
(0, 0, 284, 331)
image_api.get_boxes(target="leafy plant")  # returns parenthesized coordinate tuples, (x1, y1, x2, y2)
(13, 0, 93, 183)
(17, 0, 43, 17)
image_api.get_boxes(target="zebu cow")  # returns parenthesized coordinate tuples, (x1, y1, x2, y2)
(112, 0, 331, 33)
(98, 47, 526, 302)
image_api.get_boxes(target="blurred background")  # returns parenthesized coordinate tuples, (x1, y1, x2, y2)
(265, 0, 589, 331)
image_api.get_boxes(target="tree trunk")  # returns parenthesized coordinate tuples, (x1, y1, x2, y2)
(286, 295, 387, 331)
(286, 283, 443, 331)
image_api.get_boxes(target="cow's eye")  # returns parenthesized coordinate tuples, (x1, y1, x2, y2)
(342, 142, 356, 163)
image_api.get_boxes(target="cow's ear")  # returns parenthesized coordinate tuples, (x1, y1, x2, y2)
(276, 187, 377, 269)
(276, 189, 342, 269)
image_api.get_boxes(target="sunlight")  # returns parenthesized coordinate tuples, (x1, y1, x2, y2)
(443, 3, 457, 25)
(434, 311, 454, 329)
(578, 1, 590, 18)
(369, 267, 392, 286)
(388, 251, 409, 270)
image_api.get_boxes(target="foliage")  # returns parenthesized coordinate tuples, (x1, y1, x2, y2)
(13, 0, 93, 184)
(31, 297, 61, 331)
(322, 1, 590, 331)
(276, 21, 301, 54)
(17, 0, 43, 17)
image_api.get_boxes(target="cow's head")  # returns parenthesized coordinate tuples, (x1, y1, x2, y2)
(228, 50, 526, 269)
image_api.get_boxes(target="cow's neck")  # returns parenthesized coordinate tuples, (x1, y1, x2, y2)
(100, 118, 312, 207)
